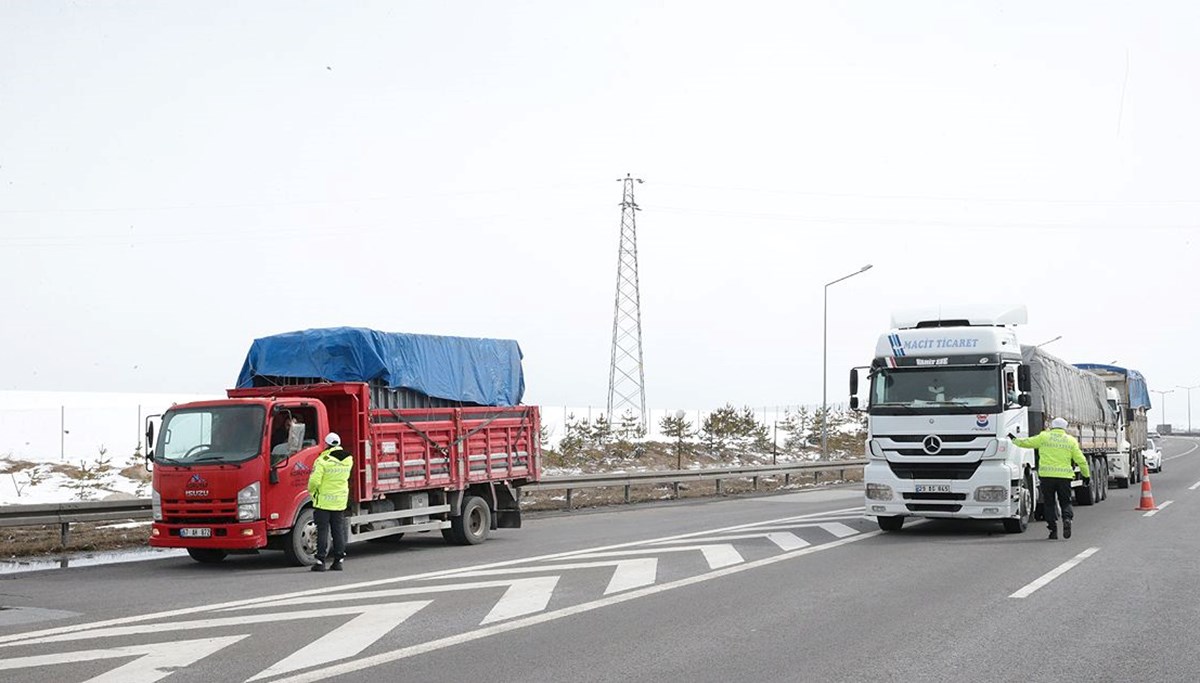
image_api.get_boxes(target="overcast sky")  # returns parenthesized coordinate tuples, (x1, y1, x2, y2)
(2, 2, 1197, 418)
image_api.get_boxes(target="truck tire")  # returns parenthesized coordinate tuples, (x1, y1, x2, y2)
(1003, 476, 1032, 534)
(877, 515, 904, 532)
(187, 548, 228, 564)
(447, 496, 491, 545)
(1099, 461, 1109, 501)
(283, 507, 318, 566)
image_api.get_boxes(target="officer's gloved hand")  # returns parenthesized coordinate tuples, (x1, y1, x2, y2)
(1083, 477, 1091, 487)
(1006, 433, 1017, 441)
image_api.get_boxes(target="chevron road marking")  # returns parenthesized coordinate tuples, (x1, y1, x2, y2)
(651, 532, 810, 552)
(231, 576, 561, 625)
(273, 529, 884, 683)
(571, 544, 744, 569)
(0, 504, 869, 649)
(438, 558, 659, 595)
(739, 522, 860, 538)
(0, 635, 248, 683)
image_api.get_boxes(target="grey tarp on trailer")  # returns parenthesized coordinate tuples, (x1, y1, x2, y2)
(1021, 346, 1113, 427)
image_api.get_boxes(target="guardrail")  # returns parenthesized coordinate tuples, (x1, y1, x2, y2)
(0, 459, 867, 544)
(0, 499, 153, 546)
(521, 459, 866, 510)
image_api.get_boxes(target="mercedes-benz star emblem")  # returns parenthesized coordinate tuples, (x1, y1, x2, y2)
(922, 435, 943, 454)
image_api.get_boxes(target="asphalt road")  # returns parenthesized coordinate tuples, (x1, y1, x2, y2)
(1, 437, 1197, 682)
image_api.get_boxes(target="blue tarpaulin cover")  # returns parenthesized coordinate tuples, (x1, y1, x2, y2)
(236, 327, 525, 406)
(1073, 363, 1152, 410)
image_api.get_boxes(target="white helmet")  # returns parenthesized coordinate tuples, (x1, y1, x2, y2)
(325, 432, 341, 446)
(1050, 417, 1068, 430)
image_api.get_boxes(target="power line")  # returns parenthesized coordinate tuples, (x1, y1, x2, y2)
(653, 182, 1200, 205)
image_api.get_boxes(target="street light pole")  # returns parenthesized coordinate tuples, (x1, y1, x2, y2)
(823, 264, 873, 459)
(1152, 389, 1174, 433)
(1177, 385, 1199, 434)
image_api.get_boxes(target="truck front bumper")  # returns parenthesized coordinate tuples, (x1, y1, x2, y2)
(149, 521, 269, 550)
(864, 460, 1022, 520)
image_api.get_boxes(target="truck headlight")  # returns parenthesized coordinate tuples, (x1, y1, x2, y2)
(237, 482, 260, 521)
(866, 483, 893, 501)
(974, 486, 1008, 502)
(152, 489, 162, 522)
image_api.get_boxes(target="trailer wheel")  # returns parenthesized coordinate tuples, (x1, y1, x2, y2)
(447, 496, 491, 545)
(283, 507, 318, 566)
(1075, 480, 1095, 506)
(187, 548, 228, 564)
(1099, 461, 1109, 501)
(877, 515, 905, 532)
(1003, 476, 1032, 534)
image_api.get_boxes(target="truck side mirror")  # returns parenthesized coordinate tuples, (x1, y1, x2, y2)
(850, 396, 860, 410)
(1018, 393, 1031, 407)
(145, 422, 155, 450)
(1017, 365, 1031, 392)
(849, 368, 859, 396)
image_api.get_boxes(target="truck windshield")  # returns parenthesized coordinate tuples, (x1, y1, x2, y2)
(871, 366, 1002, 414)
(155, 406, 266, 465)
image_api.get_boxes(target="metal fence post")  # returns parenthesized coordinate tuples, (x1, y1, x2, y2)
(624, 484, 631, 504)
(60, 522, 70, 547)
(716, 479, 723, 496)
(565, 488, 573, 511)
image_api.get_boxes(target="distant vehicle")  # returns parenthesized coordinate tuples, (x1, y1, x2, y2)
(1144, 438, 1162, 473)
(1149, 430, 1162, 440)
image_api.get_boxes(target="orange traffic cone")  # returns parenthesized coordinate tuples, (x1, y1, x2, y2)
(1135, 465, 1156, 511)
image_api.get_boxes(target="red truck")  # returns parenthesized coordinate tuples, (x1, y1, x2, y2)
(146, 328, 541, 565)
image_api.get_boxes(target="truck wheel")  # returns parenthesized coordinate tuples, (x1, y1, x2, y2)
(1099, 462, 1109, 501)
(187, 548, 227, 564)
(1003, 477, 1032, 534)
(283, 507, 318, 566)
(877, 515, 904, 532)
(448, 496, 491, 545)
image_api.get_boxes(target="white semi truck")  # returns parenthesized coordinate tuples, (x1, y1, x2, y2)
(852, 306, 1124, 533)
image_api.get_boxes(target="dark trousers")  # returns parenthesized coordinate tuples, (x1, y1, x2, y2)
(313, 508, 347, 561)
(1039, 478, 1074, 528)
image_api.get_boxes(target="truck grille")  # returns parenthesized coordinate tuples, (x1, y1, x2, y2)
(905, 503, 964, 512)
(902, 492, 968, 501)
(162, 498, 238, 524)
(887, 461, 981, 480)
(873, 434, 990, 459)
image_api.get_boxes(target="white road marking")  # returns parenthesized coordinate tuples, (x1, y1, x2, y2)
(0, 635, 247, 683)
(1143, 500, 1173, 517)
(233, 576, 560, 624)
(572, 544, 745, 569)
(739, 522, 861, 538)
(8, 602, 430, 647)
(1165, 442, 1199, 461)
(271, 529, 884, 683)
(652, 532, 810, 552)
(0, 504, 867, 648)
(440, 559, 659, 595)
(1009, 547, 1100, 599)
(247, 602, 433, 681)
(1189, 480, 1200, 491)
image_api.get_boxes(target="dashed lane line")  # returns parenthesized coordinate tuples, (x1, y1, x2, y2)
(1143, 500, 1173, 517)
(1009, 547, 1100, 599)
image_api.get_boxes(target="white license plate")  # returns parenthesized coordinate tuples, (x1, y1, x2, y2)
(179, 527, 212, 538)
(914, 484, 952, 494)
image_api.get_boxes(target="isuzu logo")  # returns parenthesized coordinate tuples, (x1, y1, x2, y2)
(922, 435, 943, 454)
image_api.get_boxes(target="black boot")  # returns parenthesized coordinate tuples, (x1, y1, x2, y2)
(1048, 525, 1058, 540)
(311, 559, 327, 572)
(1063, 521, 1072, 539)
(330, 559, 344, 571)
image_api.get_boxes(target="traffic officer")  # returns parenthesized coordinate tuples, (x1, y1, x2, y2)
(307, 432, 353, 571)
(1010, 417, 1090, 540)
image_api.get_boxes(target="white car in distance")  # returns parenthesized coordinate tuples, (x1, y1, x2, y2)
(1144, 438, 1163, 474)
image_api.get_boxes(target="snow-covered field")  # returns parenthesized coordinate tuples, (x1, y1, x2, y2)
(0, 391, 851, 506)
